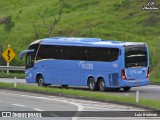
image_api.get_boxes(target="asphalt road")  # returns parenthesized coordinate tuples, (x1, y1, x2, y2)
(0, 89, 156, 120)
(109, 84, 160, 100)
(0, 78, 160, 100)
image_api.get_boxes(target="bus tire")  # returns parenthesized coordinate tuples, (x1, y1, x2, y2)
(62, 85, 68, 88)
(37, 75, 46, 87)
(123, 87, 131, 91)
(88, 77, 97, 91)
(98, 79, 105, 91)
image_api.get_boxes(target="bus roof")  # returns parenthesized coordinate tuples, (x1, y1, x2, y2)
(31, 37, 146, 48)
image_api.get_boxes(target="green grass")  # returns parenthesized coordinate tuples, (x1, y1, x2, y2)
(0, 0, 160, 82)
(0, 82, 160, 110)
(0, 72, 25, 78)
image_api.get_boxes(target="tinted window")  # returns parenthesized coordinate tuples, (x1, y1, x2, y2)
(26, 53, 34, 69)
(36, 45, 119, 62)
(97, 47, 119, 62)
(125, 44, 147, 68)
(25, 43, 39, 69)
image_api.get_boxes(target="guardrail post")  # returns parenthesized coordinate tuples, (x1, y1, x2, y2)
(136, 90, 139, 104)
(7, 63, 9, 74)
(14, 77, 17, 88)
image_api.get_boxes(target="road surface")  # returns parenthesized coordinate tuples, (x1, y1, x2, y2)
(0, 89, 158, 120)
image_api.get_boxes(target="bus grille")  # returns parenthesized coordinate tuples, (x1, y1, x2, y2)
(109, 73, 119, 86)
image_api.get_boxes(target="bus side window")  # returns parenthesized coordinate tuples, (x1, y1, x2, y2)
(84, 49, 88, 60)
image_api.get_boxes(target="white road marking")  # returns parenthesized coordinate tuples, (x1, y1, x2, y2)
(0, 91, 154, 120)
(33, 108, 44, 111)
(0, 91, 83, 120)
(33, 108, 60, 117)
(12, 104, 26, 108)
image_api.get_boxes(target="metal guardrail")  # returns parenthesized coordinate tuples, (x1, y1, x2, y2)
(0, 66, 25, 71)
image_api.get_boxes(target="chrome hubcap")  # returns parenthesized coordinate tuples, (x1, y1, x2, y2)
(100, 81, 104, 90)
(90, 81, 94, 89)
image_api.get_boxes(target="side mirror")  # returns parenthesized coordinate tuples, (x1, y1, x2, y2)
(19, 49, 34, 60)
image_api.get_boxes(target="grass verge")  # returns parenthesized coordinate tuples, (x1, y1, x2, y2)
(0, 72, 25, 79)
(149, 78, 160, 85)
(0, 82, 160, 110)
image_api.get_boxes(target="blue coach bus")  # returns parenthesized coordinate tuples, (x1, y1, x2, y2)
(20, 37, 149, 91)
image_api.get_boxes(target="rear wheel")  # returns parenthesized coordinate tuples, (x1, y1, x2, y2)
(98, 79, 105, 91)
(62, 85, 68, 88)
(37, 75, 47, 87)
(113, 88, 121, 91)
(88, 78, 97, 91)
(123, 87, 131, 91)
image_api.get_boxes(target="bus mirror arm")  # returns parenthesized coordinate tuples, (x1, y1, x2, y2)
(19, 49, 35, 60)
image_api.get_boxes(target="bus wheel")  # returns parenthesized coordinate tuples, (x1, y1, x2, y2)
(123, 87, 131, 92)
(62, 85, 68, 88)
(98, 79, 105, 91)
(37, 75, 46, 87)
(88, 78, 97, 91)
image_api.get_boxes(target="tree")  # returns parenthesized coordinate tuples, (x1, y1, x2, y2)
(38, 0, 65, 37)
(4, 16, 14, 32)
(0, 11, 14, 32)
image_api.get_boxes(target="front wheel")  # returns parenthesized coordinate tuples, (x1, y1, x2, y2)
(37, 75, 47, 87)
(88, 78, 97, 91)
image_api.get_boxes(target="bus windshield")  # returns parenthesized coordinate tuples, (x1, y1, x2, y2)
(125, 44, 147, 68)
(25, 43, 39, 69)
